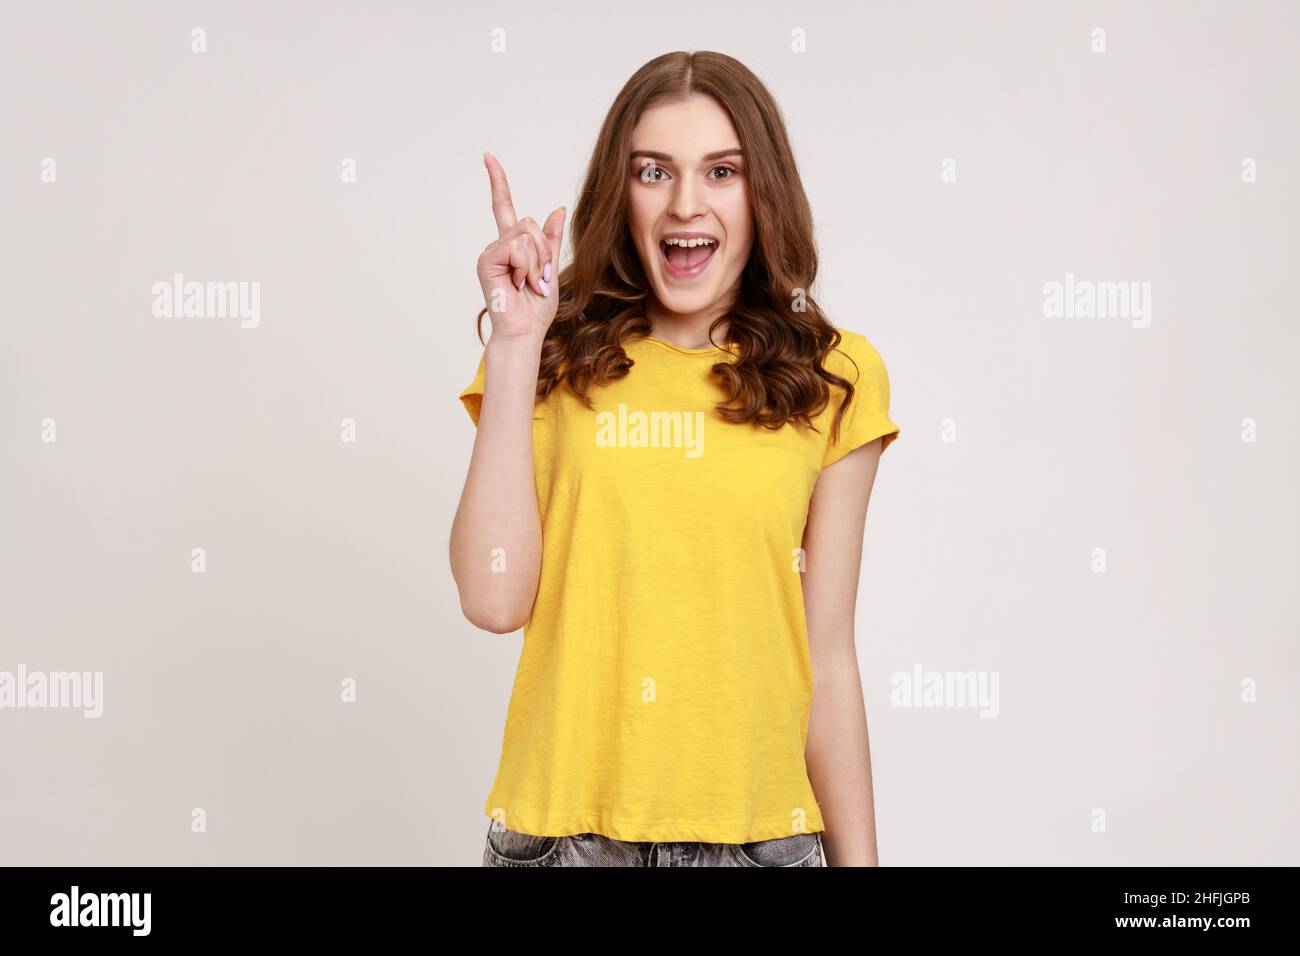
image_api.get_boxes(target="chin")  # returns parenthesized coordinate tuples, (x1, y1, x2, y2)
(655, 286, 716, 313)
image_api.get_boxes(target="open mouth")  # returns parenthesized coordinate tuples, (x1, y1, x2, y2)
(659, 237, 717, 279)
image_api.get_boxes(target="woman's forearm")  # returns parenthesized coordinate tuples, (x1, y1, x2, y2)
(806, 641, 880, 866)
(449, 331, 546, 632)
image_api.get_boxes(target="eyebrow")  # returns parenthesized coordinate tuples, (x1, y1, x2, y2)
(630, 149, 744, 163)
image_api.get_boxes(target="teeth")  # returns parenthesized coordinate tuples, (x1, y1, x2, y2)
(663, 237, 716, 248)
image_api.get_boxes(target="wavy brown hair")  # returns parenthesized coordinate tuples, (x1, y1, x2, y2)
(474, 49, 861, 442)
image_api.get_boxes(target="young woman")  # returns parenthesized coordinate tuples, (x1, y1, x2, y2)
(450, 50, 899, 868)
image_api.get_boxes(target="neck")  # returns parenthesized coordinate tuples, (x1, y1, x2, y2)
(646, 300, 731, 350)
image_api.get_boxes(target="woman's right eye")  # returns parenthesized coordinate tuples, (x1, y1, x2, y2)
(638, 164, 666, 183)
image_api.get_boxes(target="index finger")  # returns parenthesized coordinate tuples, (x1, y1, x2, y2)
(483, 151, 517, 238)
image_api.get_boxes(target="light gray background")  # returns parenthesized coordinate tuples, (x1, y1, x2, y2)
(2, 0, 1296, 865)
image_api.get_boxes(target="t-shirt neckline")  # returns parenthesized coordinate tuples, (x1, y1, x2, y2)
(638, 334, 733, 356)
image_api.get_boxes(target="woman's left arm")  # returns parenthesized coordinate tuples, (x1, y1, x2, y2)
(801, 435, 885, 867)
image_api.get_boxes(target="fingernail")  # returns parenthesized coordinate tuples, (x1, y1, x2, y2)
(543, 263, 553, 282)
(517, 276, 526, 290)
(539, 278, 550, 296)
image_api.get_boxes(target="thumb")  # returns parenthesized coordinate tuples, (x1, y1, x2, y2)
(543, 206, 567, 272)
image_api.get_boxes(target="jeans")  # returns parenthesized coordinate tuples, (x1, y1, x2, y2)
(482, 820, 825, 867)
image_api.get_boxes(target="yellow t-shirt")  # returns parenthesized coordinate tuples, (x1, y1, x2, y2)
(458, 326, 899, 843)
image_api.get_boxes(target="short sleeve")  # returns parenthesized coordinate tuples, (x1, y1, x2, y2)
(822, 331, 900, 468)
(458, 349, 488, 428)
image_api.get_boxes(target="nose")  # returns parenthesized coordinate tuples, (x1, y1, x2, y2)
(668, 173, 706, 222)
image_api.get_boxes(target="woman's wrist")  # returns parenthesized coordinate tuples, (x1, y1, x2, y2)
(486, 328, 547, 362)
(482, 329, 546, 407)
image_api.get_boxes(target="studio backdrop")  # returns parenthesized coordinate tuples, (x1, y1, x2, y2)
(1, 0, 1296, 865)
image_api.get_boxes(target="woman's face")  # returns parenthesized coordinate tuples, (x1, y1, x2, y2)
(627, 93, 753, 323)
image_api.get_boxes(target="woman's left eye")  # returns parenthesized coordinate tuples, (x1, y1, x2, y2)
(708, 166, 736, 181)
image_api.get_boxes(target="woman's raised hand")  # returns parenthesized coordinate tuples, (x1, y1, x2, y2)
(476, 151, 567, 342)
